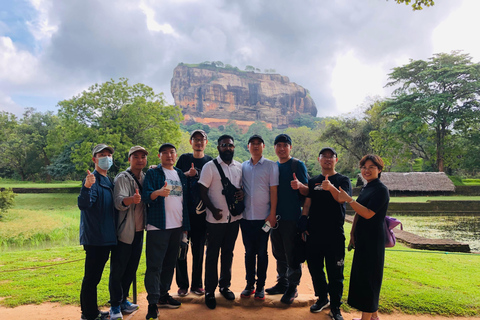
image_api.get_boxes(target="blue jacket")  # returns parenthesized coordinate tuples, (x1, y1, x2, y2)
(78, 170, 117, 246)
(142, 165, 190, 231)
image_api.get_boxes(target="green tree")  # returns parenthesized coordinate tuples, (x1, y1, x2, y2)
(0, 188, 16, 220)
(50, 78, 183, 175)
(394, 0, 435, 11)
(384, 51, 480, 172)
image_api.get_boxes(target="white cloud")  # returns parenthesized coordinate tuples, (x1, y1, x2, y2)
(0, 37, 38, 84)
(139, 2, 178, 36)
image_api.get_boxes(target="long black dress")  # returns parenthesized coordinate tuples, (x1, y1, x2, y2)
(347, 178, 390, 312)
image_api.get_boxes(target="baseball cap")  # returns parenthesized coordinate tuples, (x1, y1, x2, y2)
(190, 129, 208, 140)
(274, 134, 292, 145)
(248, 134, 265, 144)
(92, 144, 114, 156)
(158, 143, 176, 153)
(128, 146, 148, 158)
(319, 147, 337, 157)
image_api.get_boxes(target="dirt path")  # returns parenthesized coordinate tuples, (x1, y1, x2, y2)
(1, 232, 478, 320)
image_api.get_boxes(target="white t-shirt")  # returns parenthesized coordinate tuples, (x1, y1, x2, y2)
(198, 156, 243, 224)
(163, 167, 183, 229)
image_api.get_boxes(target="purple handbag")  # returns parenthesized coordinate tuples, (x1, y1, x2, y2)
(385, 216, 402, 248)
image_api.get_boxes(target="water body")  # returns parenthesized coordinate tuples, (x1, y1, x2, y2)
(391, 214, 480, 252)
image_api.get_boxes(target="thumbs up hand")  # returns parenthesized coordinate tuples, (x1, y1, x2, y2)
(187, 163, 197, 177)
(291, 173, 301, 190)
(133, 188, 141, 204)
(321, 174, 332, 191)
(84, 170, 96, 188)
(158, 181, 171, 197)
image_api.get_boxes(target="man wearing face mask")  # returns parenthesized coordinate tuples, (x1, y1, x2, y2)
(78, 144, 117, 320)
(198, 135, 243, 310)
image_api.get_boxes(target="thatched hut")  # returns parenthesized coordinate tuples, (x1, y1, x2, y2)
(356, 172, 455, 196)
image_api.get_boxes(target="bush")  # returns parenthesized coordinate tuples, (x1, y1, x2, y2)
(0, 188, 16, 219)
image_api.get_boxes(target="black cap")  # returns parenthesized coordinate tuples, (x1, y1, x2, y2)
(158, 143, 176, 153)
(274, 134, 292, 145)
(319, 147, 337, 157)
(248, 134, 265, 144)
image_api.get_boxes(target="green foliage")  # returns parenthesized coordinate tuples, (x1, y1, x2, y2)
(395, 0, 435, 11)
(291, 114, 324, 129)
(448, 175, 464, 186)
(384, 51, 480, 172)
(285, 126, 323, 176)
(0, 188, 16, 219)
(50, 78, 183, 176)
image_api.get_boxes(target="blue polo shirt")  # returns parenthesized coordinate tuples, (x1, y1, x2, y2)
(242, 156, 279, 220)
(276, 158, 308, 221)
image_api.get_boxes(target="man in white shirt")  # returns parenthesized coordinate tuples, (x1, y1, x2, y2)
(198, 135, 243, 310)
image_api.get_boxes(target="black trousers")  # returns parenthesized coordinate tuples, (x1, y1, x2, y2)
(109, 231, 144, 306)
(204, 220, 240, 293)
(240, 219, 269, 287)
(270, 220, 302, 287)
(80, 245, 112, 320)
(175, 213, 206, 290)
(306, 237, 345, 308)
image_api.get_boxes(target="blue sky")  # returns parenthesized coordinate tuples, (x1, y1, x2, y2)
(1, 0, 479, 118)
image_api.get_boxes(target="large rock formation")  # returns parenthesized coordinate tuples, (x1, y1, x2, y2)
(171, 64, 317, 129)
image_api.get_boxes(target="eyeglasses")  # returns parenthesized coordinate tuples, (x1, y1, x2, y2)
(319, 155, 336, 159)
(192, 138, 206, 143)
(219, 143, 235, 148)
(360, 166, 378, 171)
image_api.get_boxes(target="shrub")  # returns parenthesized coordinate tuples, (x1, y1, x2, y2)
(0, 188, 16, 219)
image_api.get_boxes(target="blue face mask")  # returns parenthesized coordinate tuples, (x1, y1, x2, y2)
(97, 156, 113, 170)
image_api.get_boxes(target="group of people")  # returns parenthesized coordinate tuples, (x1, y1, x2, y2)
(78, 130, 390, 320)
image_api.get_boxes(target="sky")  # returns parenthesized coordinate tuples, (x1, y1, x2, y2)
(1, 0, 480, 118)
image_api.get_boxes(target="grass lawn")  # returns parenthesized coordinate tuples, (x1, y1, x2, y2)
(0, 180, 81, 188)
(389, 195, 480, 202)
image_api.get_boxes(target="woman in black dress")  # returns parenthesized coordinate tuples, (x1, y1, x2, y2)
(338, 154, 389, 320)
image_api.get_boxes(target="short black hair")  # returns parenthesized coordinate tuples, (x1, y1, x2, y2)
(217, 134, 234, 145)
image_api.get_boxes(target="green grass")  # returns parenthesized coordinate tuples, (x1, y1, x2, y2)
(462, 178, 480, 186)
(0, 194, 79, 250)
(389, 195, 480, 202)
(0, 180, 81, 188)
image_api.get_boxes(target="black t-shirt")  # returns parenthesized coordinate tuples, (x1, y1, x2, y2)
(307, 173, 352, 244)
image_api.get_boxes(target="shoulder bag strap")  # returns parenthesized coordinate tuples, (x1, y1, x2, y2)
(213, 159, 230, 190)
(127, 170, 143, 193)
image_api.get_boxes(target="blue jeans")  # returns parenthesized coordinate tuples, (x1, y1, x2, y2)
(240, 219, 269, 287)
(144, 228, 182, 304)
(109, 231, 144, 306)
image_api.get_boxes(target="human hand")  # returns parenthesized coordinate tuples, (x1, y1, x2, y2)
(133, 188, 141, 204)
(338, 186, 351, 203)
(158, 181, 171, 197)
(187, 163, 197, 177)
(235, 189, 244, 201)
(211, 208, 223, 220)
(84, 170, 96, 188)
(265, 214, 277, 228)
(321, 174, 332, 191)
(290, 173, 301, 190)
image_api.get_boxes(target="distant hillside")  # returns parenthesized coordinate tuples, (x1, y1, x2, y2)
(171, 62, 317, 129)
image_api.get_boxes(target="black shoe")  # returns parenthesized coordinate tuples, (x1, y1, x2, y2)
(329, 307, 344, 320)
(265, 284, 287, 295)
(157, 293, 181, 309)
(145, 304, 158, 320)
(205, 292, 216, 309)
(240, 284, 255, 298)
(310, 298, 330, 313)
(280, 286, 298, 304)
(81, 311, 109, 320)
(254, 287, 265, 300)
(219, 287, 235, 300)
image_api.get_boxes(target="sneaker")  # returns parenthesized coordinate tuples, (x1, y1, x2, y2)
(157, 293, 181, 308)
(120, 300, 139, 314)
(219, 287, 235, 300)
(145, 303, 158, 320)
(109, 306, 123, 320)
(240, 284, 255, 298)
(329, 307, 344, 320)
(191, 287, 205, 295)
(310, 298, 330, 313)
(265, 283, 287, 295)
(178, 288, 189, 296)
(254, 287, 265, 300)
(81, 311, 109, 320)
(280, 286, 298, 304)
(205, 292, 216, 309)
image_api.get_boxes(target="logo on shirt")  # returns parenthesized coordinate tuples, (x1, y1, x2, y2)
(166, 179, 182, 196)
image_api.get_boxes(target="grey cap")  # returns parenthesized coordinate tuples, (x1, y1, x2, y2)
(190, 129, 208, 140)
(128, 146, 148, 158)
(158, 143, 176, 153)
(92, 144, 114, 156)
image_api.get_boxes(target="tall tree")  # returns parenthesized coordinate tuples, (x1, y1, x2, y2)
(49, 78, 183, 175)
(384, 51, 480, 172)
(394, 0, 435, 10)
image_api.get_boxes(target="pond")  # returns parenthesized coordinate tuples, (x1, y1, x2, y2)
(390, 214, 480, 252)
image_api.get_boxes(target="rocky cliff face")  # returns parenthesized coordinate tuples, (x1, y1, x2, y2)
(171, 64, 317, 128)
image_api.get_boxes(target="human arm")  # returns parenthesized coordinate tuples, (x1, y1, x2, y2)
(78, 171, 98, 210)
(265, 185, 278, 227)
(291, 173, 309, 196)
(322, 175, 352, 203)
(199, 183, 222, 220)
(114, 173, 141, 210)
(338, 186, 376, 219)
(349, 213, 359, 250)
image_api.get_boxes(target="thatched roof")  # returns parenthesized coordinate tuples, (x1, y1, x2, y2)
(357, 172, 455, 192)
